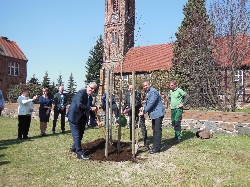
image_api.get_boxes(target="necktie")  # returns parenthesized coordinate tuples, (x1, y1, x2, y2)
(86, 95, 91, 116)
(87, 95, 91, 107)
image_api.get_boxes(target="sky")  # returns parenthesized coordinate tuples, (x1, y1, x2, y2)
(1, 0, 213, 91)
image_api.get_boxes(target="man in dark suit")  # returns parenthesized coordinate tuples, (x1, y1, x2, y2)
(139, 80, 166, 154)
(122, 85, 148, 147)
(66, 82, 98, 160)
(52, 86, 68, 134)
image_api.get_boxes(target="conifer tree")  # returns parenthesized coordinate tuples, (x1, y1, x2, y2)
(41, 71, 51, 89)
(84, 35, 104, 92)
(50, 81, 58, 98)
(57, 73, 64, 87)
(27, 74, 40, 85)
(66, 72, 77, 104)
(172, 0, 222, 109)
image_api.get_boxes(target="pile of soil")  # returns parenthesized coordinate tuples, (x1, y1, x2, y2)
(82, 138, 137, 162)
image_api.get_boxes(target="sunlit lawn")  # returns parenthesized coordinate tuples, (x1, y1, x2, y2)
(1, 117, 250, 187)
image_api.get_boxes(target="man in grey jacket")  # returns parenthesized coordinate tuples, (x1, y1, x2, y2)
(139, 80, 166, 154)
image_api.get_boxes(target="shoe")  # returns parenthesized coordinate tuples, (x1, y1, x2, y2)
(23, 136, 29, 139)
(43, 133, 47, 136)
(17, 137, 22, 140)
(69, 148, 76, 153)
(171, 137, 181, 142)
(143, 139, 148, 147)
(61, 130, 65, 133)
(175, 139, 181, 143)
(52, 131, 56, 134)
(149, 149, 160, 154)
(77, 154, 89, 160)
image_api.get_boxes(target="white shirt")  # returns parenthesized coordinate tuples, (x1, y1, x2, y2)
(17, 95, 34, 115)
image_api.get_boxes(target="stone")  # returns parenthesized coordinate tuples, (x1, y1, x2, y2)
(218, 122, 235, 132)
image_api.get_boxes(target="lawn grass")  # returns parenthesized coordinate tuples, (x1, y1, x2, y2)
(1, 117, 250, 187)
(236, 108, 250, 113)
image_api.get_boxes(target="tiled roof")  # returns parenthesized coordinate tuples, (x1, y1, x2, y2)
(114, 35, 250, 74)
(114, 43, 173, 73)
(212, 34, 250, 67)
(0, 37, 28, 61)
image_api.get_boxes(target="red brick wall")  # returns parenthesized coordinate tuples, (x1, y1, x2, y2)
(0, 55, 27, 100)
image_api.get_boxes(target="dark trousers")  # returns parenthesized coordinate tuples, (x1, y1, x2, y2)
(69, 116, 86, 156)
(52, 109, 66, 131)
(18, 115, 31, 138)
(152, 116, 164, 151)
(129, 115, 147, 142)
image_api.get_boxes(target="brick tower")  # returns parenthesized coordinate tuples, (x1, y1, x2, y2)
(99, 0, 135, 95)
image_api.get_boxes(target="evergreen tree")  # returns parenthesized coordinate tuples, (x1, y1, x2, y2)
(84, 35, 104, 92)
(66, 72, 77, 104)
(49, 81, 58, 98)
(172, 0, 222, 109)
(41, 71, 51, 89)
(57, 73, 64, 87)
(27, 74, 40, 85)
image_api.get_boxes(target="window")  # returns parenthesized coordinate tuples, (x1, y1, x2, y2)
(111, 32, 118, 44)
(113, 0, 118, 12)
(234, 70, 244, 94)
(111, 13, 118, 23)
(144, 73, 151, 80)
(8, 62, 19, 76)
(123, 75, 128, 81)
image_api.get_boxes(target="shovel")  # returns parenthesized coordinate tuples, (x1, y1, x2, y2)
(135, 118, 140, 154)
(95, 111, 112, 145)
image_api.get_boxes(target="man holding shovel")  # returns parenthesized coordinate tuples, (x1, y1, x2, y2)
(66, 82, 99, 160)
(139, 80, 166, 154)
(122, 85, 148, 147)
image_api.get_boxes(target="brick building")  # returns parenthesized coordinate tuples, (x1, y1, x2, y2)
(0, 37, 28, 100)
(100, 0, 250, 104)
(99, 0, 135, 96)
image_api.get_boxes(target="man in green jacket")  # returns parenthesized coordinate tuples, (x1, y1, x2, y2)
(169, 81, 190, 142)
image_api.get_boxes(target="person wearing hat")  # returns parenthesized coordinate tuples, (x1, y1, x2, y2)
(17, 87, 38, 139)
(0, 79, 5, 116)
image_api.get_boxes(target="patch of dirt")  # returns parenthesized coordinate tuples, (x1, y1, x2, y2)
(82, 138, 138, 162)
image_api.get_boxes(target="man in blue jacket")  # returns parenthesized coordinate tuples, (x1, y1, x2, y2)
(139, 80, 166, 154)
(66, 82, 98, 160)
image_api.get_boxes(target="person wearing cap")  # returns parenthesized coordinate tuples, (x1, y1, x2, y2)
(17, 87, 38, 139)
(0, 79, 5, 116)
(66, 82, 99, 160)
